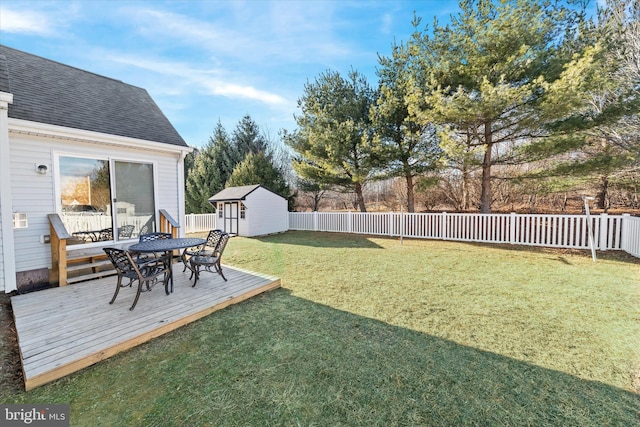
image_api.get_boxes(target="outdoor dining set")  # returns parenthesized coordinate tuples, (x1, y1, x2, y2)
(103, 230, 230, 310)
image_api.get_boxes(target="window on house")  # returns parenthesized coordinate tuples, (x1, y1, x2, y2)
(218, 203, 223, 218)
(12, 213, 28, 229)
(240, 203, 246, 219)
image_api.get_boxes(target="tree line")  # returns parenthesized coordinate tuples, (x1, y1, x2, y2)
(186, 0, 638, 214)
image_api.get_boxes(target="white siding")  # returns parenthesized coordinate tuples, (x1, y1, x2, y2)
(0, 208, 4, 292)
(243, 187, 288, 237)
(238, 202, 249, 237)
(9, 132, 182, 273)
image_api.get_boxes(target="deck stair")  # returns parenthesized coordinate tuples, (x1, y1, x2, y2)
(66, 247, 117, 285)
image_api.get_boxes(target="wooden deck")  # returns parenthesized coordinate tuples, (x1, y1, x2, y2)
(11, 264, 280, 390)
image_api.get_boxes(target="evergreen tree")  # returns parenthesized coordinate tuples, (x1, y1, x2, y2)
(286, 69, 377, 212)
(185, 122, 235, 213)
(226, 152, 294, 209)
(183, 147, 198, 183)
(518, 0, 639, 210)
(406, 0, 593, 212)
(232, 115, 269, 161)
(373, 38, 443, 212)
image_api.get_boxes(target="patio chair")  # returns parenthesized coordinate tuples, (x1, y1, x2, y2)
(181, 229, 224, 272)
(118, 224, 135, 239)
(189, 232, 230, 286)
(132, 232, 173, 263)
(139, 217, 155, 236)
(98, 228, 113, 241)
(139, 232, 172, 242)
(103, 247, 170, 310)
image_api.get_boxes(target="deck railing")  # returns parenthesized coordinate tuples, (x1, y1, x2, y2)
(48, 213, 72, 285)
(48, 210, 182, 285)
(159, 209, 180, 238)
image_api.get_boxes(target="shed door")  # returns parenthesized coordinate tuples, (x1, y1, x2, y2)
(223, 202, 239, 235)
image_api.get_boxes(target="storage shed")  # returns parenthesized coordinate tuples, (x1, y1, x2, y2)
(209, 185, 288, 237)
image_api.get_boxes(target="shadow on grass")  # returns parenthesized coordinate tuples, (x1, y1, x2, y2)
(254, 230, 384, 249)
(13, 288, 638, 426)
(430, 239, 640, 266)
(254, 231, 640, 266)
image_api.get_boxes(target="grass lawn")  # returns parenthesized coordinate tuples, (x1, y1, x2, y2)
(1, 231, 639, 425)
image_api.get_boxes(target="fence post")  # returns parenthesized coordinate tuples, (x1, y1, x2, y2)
(621, 214, 630, 252)
(389, 212, 394, 236)
(510, 212, 516, 244)
(599, 213, 608, 251)
(347, 211, 352, 233)
(313, 211, 318, 231)
(442, 212, 448, 240)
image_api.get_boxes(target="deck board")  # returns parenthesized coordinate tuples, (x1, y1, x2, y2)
(11, 264, 280, 390)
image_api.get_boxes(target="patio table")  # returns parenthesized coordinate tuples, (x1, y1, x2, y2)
(128, 237, 206, 293)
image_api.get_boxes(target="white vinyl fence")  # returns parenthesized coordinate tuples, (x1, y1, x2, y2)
(621, 215, 640, 257)
(290, 211, 635, 253)
(183, 211, 639, 258)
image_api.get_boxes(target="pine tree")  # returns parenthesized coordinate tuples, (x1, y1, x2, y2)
(407, 0, 593, 212)
(286, 70, 377, 212)
(517, 0, 639, 210)
(232, 115, 269, 161)
(373, 37, 443, 212)
(226, 152, 293, 209)
(185, 122, 235, 213)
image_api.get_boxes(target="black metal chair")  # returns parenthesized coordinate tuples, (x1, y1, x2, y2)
(138, 217, 155, 237)
(181, 229, 224, 272)
(189, 233, 230, 286)
(132, 232, 173, 263)
(98, 228, 113, 241)
(103, 247, 170, 310)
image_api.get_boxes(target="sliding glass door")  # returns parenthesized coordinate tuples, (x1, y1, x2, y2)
(59, 156, 156, 245)
(113, 161, 156, 241)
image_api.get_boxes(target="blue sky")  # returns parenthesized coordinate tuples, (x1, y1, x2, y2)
(0, 1, 598, 148)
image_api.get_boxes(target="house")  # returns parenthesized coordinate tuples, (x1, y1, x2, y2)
(208, 185, 288, 237)
(0, 45, 192, 293)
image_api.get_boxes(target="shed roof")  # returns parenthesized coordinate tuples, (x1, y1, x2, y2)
(0, 45, 187, 147)
(209, 184, 284, 202)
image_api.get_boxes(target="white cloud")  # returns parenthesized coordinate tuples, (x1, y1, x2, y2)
(0, 7, 53, 35)
(105, 53, 288, 106)
(381, 13, 394, 35)
(124, 4, 353, 65)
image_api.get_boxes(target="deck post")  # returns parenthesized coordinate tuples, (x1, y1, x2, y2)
(49, 222, 67, 286)
(47, 213, 71, 286)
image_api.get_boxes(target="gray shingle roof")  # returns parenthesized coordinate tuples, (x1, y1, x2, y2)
(0, 45, 187, 147)
(208, 185, 263, 202)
